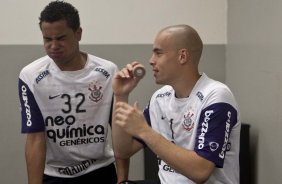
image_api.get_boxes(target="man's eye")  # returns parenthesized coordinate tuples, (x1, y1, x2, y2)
(156, 52, 162, 56)
(44, 38, 51, 42)
(57, 36, 66, 41)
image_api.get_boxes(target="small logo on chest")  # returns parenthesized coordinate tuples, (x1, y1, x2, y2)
(88, 82, 103, 102)
(182, 110, 195, 131)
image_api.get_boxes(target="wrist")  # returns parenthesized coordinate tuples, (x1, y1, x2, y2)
(139, 127, 161, 148)
(114, 94, 129, 102)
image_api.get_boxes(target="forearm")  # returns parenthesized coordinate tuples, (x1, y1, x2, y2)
(112, 95, 135, 158)
(112, 124, 136, 159)
(115, 158, 130, 183)
(139, 128, 214, 183)
(25, 133, 46, 184)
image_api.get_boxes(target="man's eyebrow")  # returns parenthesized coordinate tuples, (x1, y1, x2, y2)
(43, 35, 66, 40)
(152, 48, 163, 53)
(43, 36, 51, 40)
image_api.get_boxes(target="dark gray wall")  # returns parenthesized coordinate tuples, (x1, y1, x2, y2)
(0, 44, 225, 183)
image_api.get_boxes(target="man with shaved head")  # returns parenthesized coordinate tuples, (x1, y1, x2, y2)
(112, 25, 241, 184)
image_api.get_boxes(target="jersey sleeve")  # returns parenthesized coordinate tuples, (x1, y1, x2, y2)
(18, 78, 45, 133)
(130, 102, 152, 147)
(194, 102, 238, 168)
(143, 102, 151, 126)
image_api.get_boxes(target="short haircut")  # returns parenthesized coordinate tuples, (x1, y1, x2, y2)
(39, 0, 80, 31)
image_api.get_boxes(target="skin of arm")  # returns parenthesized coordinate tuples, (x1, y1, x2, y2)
(25, 132, 46, 184)
(111, 62, 145, 159)
(115, 102, 215, 184)
(115, 158, 130, 183)
(112, 96, 144, 159)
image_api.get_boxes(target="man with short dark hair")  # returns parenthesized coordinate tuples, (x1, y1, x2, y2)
(18, 1, 129, 183)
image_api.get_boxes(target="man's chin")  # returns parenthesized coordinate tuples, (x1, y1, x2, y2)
(49, 55, 64, 62)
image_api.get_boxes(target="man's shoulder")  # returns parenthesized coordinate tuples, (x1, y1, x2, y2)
(87, 54, 117, 68)
(198, 73, 232, 94)
(20, 55, 50, 74)
(151, 85, 173, 99)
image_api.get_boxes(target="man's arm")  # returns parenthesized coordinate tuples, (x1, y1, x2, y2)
(111, 62, 145, 159)
(115, 158, 130, 183)
(114, 102, 215, 184)
(139, 127, 215, 183)
(25, 132, 46, 184)
(112, 96, 144, 159)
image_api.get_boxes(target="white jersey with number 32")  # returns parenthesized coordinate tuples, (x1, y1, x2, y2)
(18, 54, 118, 177)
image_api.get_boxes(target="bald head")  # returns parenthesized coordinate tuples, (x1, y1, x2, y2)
(157, 24, 203, 63)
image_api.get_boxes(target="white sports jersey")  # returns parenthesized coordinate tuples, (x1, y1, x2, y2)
(143, 73, 241, 184)
(18, 54, 118, 178)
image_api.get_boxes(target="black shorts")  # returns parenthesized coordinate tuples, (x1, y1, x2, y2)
(43, 163, 117, 184)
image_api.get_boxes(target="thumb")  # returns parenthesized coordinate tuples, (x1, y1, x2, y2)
(133, 101, 140, 110)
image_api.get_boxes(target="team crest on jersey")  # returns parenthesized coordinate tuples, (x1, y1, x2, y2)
(88, 82, 103, 102)
(182, 110, 195, 131)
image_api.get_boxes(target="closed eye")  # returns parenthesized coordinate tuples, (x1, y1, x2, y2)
(152, 48, 164, 56)
(43, 35, 67, 42)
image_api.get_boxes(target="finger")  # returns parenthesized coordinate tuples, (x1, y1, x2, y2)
(126, 63, 134, 72)
(116, 101, 128, 108)
(115, 106, 126, 116)
(114, 107, 127, 123)
(133, 101, 140, 110)
(118, 68, 131, 78)
(131, 61, 141, 67)
(115, 102, 130, 115)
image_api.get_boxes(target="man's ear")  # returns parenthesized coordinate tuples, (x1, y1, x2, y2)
(178, 49, 189, 64)
(75, 27, 82, 41)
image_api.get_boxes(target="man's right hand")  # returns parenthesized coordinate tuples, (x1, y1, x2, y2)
(112, 61, 145, 98)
